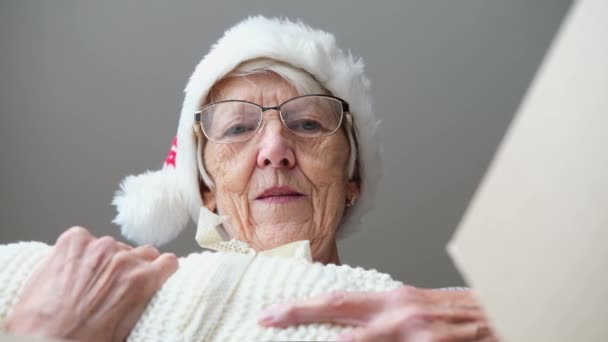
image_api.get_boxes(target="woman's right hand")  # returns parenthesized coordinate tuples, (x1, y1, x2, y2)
(4, 226, 179, 342)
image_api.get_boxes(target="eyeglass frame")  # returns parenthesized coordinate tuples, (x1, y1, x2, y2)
(193, 94, 352, 143)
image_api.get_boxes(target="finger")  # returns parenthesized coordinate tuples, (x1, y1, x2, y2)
(55, 226, 95, 252)
(55, 226, 95, 259)
(337, 316, 480, 342)
(258, 291, 386, 328)
(421, 321, 498, 342)
(111, 255, 175, 341)
(377, 303, 486, 329)
(111, 254, 177, 342)
(131, 244, 161, 261)
(344, 308, 425, 342)
(84, 237, 133, 282)
(85, 236, 121, 270)
(427, 303, 487, 324)
(55, 226, 94, 245)
(433, 321, 493, 341)
(425, 288, 482, 308)
(336, 324, 399, 342)
(116, 241, 133, 251)
(148, 253, 179, 289)
(365, 309, 490, 342)
(474, 323, 500, 341)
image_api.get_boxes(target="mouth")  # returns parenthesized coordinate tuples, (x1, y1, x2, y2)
(256, 186, 305, 204)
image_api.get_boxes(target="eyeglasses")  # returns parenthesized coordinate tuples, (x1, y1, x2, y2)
(194, 94, 350, 143)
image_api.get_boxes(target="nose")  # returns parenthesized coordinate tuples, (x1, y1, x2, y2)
(256, 118, 296, 169)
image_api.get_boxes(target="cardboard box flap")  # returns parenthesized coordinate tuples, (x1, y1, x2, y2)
(448, 1, 608, 341)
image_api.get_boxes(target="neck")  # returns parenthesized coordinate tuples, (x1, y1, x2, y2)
(315, 240, 340, 265)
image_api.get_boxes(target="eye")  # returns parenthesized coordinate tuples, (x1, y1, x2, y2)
(223, 123, 256, 137)
(288, 119, 322, 132)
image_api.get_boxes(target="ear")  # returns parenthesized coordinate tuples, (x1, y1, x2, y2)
(199, 180, 217, 212)
(346, 179, 360, 204)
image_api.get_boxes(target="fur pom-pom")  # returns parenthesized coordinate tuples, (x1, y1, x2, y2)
(112, 168, 190, 246)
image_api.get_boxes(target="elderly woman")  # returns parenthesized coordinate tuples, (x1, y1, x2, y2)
(2, 17, 497, 341)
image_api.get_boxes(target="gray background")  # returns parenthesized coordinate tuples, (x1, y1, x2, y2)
(0, 0, 571, 287)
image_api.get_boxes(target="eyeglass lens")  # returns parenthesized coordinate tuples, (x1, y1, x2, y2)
(200, 96, 343, 143)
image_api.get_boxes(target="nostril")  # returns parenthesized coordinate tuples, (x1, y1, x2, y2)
(264, 159, 271, 166)
(280, 158, 289, 167)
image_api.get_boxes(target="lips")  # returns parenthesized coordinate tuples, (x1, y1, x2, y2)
(256, 186, 304, 202)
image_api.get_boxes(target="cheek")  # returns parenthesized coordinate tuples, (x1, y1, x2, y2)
(204, 143, 256, 193)
(299, 136, 350, 186)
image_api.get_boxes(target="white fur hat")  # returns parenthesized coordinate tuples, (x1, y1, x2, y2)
(113, 16, 381, 246)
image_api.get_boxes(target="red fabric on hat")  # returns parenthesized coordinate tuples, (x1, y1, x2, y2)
(164, 137, 178, 168)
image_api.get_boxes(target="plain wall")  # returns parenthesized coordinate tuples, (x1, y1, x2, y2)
(0, 0, 571, 287)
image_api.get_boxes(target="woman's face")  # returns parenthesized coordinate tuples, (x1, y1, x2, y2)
(202, 73, 358, 262)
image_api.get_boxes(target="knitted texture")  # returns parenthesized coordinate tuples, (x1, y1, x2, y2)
(0, 242, 402, 341)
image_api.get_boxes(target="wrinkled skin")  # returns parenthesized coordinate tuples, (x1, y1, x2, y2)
(202, 73, 359, 264)
(5, 227, 178, 341)
(258, 286, 500, 342)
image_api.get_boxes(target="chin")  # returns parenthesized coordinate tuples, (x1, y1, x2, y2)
(248, 223, 312, 250)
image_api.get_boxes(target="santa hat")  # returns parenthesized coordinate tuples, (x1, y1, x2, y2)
(112, 16, 381, 246)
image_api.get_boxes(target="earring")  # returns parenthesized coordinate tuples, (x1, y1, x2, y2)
(345, 197, 356, 208)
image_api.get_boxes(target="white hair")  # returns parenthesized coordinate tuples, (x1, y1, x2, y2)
(207, 58, 329, 102)
(197, 58, 358, 190)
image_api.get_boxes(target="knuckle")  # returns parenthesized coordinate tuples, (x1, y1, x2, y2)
(92, 236, 117, 251)
(56, 226, 93, 247)
(165, 253, 179, 265)
(86, 237, 117, 264)
(141, 244, 161, 258)
(109, 250, 133, 271)
(162, 253, 179, 271)
(66, 226, 90, 237)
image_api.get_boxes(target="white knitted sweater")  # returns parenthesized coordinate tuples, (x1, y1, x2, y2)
(0, 241, 402, 341)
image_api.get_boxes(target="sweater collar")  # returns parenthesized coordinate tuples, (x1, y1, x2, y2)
(195, 206, 312, 262)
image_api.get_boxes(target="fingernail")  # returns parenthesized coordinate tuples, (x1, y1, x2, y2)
(336, 332, 355, 342)
(257, 312, 277, 325)
(258, 305, 284, 326)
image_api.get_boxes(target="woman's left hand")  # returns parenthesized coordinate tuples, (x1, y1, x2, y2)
(258, 285, 499, 341)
